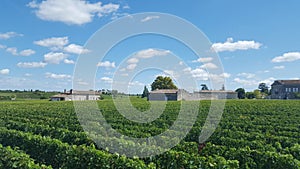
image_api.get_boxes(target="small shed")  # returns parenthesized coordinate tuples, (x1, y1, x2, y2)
(148, 89, 178, 101)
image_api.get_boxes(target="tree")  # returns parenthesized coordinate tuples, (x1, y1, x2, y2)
(141, 86, 149, 98)
(235, 88, 245, 99)
(258, 83, 269, 94)
(201, 84, 209, 90)
(253, 89, 262, 99)
(151, 76, 178, 91)
(246, 92, 255, 99)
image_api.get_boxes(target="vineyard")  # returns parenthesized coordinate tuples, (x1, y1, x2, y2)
(0, 99, 299, 169)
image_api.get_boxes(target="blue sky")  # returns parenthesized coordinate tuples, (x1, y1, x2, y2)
(0, 0, 300, 93)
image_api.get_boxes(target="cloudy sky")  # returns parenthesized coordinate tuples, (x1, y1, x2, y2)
(1, 0, 300, 93)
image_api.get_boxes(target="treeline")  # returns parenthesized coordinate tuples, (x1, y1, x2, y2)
(0, 90, 58, 100)
(235, 83, 270, 99)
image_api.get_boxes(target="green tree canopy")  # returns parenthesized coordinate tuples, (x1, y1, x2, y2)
(254, 89, 262, 99)
(151, 76, 178, 91)
(141, 86, 149, 98)
(235, 88, 246, 99)
(246, 92, 255, 99)
(258, 83, 269, 94)
(201, 84, 209, 90)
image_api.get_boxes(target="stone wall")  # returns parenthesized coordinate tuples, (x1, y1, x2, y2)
(178, 89, 237, 100)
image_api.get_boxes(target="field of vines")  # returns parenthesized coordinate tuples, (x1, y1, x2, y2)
(0, 99, 299, 169)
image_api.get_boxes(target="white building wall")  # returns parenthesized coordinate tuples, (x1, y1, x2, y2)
(72, 95, 99, 101)
(178, 90, 237, 100)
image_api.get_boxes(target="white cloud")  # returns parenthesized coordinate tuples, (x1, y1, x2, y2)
(0, 32, 23, 39)
(24, 73, 32, 77)
(76, 80, 89, 86)
(212, 38, 262, 52)
(237, 73, 255, 79)
(6, 47, 18, 55)
(161, 70, 185, 80)
(17, 62, 47, 68)
(234, 78, 257, 86)
(28, 0, 119, 25)
(141, 15, 160, 22)
(97, 3, 120, 17)
(97, 61, 116, 68)
(64, 59, 75, 64)
(34, 37, 69, 50)
(189, 68, 209, 80)
(199, 63, 218, 69)
(129, 81, 144, 86)
(135, 48, 171, 59)
(123, 49, 171, 71)
(127, 57, 139, 64)
(273, 65, 285, 69)
(209, 73, 231, 83)
(186, 67, 230, 82)
(259, 77, 276, 87)
(119, 68, 126, 72)
(127, 64, 137, 70)
(123, 5, 130, 9)
(163, 70, 175, 76)
(63, 44, 90, 54)
(220, 73, 231, 78)
(0, 44, 6, 49)
(110, 12, 131, 20)
(162, 70, 181, 79)
(44, 52, 68, 64)
(6, 47, 35, 56)
(45, 72, 71, 79)
(183, 67, 192, 72)
(271, 52, 300, 63)
(192, 57, 213, 63)
(19, 49, 36, 56)
(0, 69, 9, 75)
(101, 76, 113, 83)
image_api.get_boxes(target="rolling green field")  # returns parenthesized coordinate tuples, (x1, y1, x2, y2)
(0, 99, 299, 168)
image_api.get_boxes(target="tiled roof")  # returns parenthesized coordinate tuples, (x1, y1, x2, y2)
(274, 80, 300, 85)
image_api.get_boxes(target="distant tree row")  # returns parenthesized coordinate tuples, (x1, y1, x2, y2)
(235, 83, 270, 99)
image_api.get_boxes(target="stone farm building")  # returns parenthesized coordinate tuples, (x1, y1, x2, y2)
(271, 80, 300, 99)
(148, 89, 237, 101)
(50, 90, 100, 101)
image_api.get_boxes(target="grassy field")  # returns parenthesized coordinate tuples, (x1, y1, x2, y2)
(0, 99, 299, 168)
